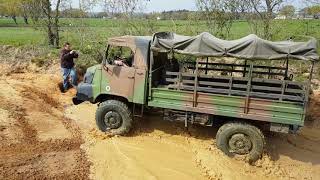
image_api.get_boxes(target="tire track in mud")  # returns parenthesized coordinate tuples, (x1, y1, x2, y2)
(129, 116, 289, 180)
(0, 78, 91, 179)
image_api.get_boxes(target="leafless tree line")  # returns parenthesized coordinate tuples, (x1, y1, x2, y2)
(196, 0, 286, 39)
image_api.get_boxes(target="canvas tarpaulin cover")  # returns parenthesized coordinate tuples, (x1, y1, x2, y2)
(151, 32, 319, 61)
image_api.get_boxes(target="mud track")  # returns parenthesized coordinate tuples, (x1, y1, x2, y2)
(1, 70, 320, 179)
(0, 74, 90, 179)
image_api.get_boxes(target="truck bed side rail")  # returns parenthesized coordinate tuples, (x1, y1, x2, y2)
(165, 71, 307, 103)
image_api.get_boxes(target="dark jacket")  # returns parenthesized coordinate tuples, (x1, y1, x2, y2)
(60, 49, 79, 69)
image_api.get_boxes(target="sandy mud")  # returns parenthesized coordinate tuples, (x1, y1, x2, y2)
(1, 69, 320, 180)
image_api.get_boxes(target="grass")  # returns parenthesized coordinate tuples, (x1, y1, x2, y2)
(0, 17, 319, 76)
(1, 18, 319, 44)
(0, 27, 44, 46)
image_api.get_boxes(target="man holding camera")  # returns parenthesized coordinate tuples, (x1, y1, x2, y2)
(60, 42, 79, 93)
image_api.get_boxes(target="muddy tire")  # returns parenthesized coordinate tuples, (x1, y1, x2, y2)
(216, 122, 265, 163)
(95, 100, 132, 135)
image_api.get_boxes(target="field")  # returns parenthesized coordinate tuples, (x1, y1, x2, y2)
(1, 17, 319, 47)
(1, 17, 319, 79)
(1, 17, 319, 71)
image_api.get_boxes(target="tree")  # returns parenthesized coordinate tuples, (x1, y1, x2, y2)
(279, 5, 295, 18)
(0, 0, 21, 24)
(42, 0, 61, 47)
(61, 8, 88, 18)
(196, 0, 241, 38)
(24, 0, 62, 47)
(102, 0, 152, 35)
(307, 5, 320, 17)
(249, 0, 284, 39)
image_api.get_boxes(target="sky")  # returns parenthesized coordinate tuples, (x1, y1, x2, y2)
(70, 0, 308, 13)
(145, 0, 197, 12)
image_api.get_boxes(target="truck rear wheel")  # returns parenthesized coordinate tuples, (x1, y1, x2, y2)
(216, 122, 265, 163)
(95, 100, 132, 135)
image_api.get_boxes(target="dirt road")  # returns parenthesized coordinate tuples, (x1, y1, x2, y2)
(1, 70, 320, 179)
(0, 73, 91, 179)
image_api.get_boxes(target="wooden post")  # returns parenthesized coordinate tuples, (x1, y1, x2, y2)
(148, 49, 154, 100)
(243, 60, 247, 77)
(305, 61, 315, 104)
(205, 57, 209, 75)
(309, 61, 315, 81)
(193, 60, 199, 107)
(244, 63, 253, 114)
(280, 81, 287, 101)
(285, 57, 289, 80)
(228, 77, 233, 96)
(178, 71, 182, 90)
(303, 61, 313, 120)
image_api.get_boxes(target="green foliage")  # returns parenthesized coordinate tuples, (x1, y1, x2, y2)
(0, 17, 319, 79)
(279, 5, 295, 18)
(60, 8, 89, 18)
(307, 5, 320, 16)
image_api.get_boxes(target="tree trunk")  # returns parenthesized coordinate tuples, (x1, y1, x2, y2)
(44, 0, 54, 46)
(12, 16, 17, 25)
(48, 27, 55, 46)
(53, 0, 61, 48)
(23, 16, 29, 24)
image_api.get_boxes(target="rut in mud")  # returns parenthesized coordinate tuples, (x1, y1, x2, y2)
(1, 66, 320, 179)
(0, 74, 91, 179)
(67, 92, 320, 180)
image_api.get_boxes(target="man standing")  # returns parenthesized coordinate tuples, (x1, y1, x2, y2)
(60, 42, 79, 93)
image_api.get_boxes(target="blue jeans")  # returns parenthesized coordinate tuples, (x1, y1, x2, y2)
(61, 67, 77, 90)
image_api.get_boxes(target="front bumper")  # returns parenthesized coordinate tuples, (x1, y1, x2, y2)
(72, 82, 94, 105)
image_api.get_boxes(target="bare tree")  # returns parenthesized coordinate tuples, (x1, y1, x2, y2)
(196, 0, 241, 38)
(279, 5, 295, 18)
(102, 0, 152, 35)
(248, 0, 284, 39)
(37, 0, 61, 47)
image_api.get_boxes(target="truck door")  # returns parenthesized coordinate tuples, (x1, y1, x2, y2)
(100, 46, 136, 102)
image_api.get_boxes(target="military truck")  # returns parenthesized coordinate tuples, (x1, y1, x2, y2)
(73, 32, 318, 162)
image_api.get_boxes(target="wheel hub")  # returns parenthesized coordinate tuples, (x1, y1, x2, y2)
(228, 133, 252, 155)
(104, 111, 122, 129)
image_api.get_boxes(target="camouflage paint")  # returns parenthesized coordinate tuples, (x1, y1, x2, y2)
(148, 88, 304, 126)
(91, 65, 102, 100)
(89, 36, 151, 104)
(133, 69, 148, 104)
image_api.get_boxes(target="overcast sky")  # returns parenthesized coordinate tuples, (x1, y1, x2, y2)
(70, 0, 307, 12)
(145, 0, 196, 12)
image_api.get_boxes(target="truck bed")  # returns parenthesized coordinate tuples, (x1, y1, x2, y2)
(148, 70, 308, 126)
(148, 88, 305, 126)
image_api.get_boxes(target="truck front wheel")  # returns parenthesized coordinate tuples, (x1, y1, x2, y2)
(216, 122, 265, 163)
(95, 100, 132, 135)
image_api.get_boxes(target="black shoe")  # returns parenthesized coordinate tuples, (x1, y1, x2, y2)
(59, 85, 67, 93)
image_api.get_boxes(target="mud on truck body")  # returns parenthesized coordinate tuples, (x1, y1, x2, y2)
(73, 32, 319, 162)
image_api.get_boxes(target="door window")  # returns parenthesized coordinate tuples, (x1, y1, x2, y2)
(106, 46, 135, 67)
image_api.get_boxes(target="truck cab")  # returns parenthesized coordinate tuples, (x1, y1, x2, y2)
(74, 36, 151, 105)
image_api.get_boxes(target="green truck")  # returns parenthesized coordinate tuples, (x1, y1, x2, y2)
(73, 32, 318, 162)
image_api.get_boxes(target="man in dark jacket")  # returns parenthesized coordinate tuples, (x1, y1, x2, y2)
(60, 42, 79, 93)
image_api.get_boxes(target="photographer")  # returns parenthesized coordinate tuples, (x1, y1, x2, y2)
(60, 42, 79, 93)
